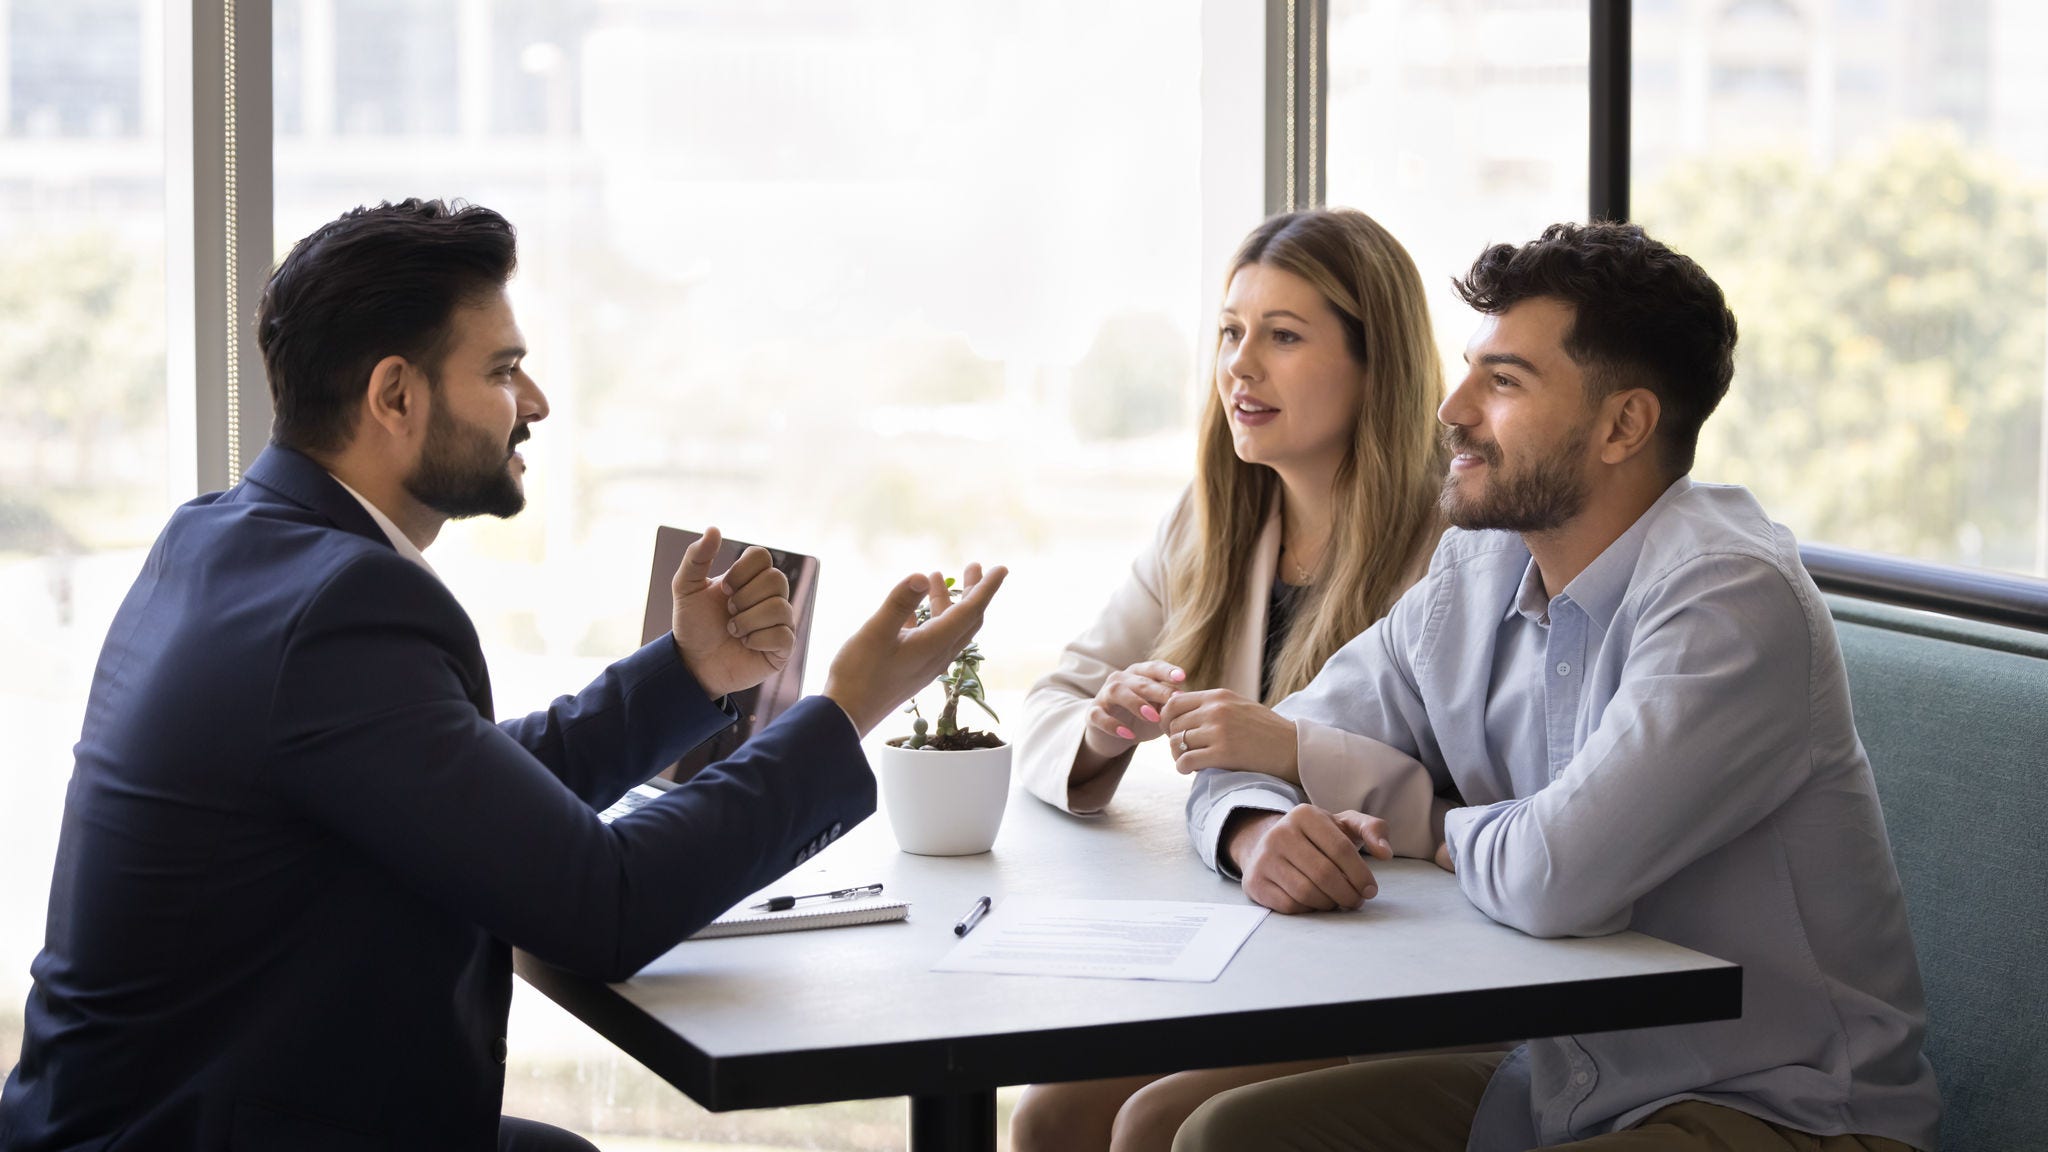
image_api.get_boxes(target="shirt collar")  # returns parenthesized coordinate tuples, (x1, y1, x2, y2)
(328, 474, 439, 580)
(1502, 475, 1694, 630)
(1507, 556, 1551, 625)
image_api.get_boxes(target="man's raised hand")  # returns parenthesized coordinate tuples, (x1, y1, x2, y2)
(669, 526, 796, 700)
(824, 564, 1008, 737)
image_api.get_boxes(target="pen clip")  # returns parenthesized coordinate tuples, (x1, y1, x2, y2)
(954, 895, 992, 937)
(750, 882, 885, 912)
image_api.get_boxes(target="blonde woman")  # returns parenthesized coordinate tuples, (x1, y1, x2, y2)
(1010, 208, 1448, 1152)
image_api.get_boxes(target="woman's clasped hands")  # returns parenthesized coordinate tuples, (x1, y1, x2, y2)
(1160, 688, 1299, 782)
(1082, 664, 1301, 783)
(1080, 660, 1186, 754)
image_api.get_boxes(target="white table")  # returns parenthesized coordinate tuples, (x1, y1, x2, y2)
(516, 765, 1740, 1151)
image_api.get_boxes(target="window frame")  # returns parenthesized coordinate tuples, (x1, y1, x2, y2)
(175, 0, 2048, 626)
(172, 0, 272, 495)
(1282, 0, 2048, 627)
(1584, 0, 2048, 627)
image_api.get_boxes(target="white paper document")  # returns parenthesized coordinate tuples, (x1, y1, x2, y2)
(932, 897, 1269, 982)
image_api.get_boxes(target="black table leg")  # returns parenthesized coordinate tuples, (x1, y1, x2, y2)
(909, 1090, 997, 1152)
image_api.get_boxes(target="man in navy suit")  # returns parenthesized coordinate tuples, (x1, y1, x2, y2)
(0, 199, 1005, 1151)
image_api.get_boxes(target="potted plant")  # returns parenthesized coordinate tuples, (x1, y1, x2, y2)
(879, 585, 1011, 855)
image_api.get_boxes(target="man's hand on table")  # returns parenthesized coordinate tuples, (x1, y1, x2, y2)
(1222, 804, 1393, 914)
(822, 563, 1008, 737)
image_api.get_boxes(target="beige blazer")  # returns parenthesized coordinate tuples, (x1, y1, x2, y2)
(1018, 491, 1282, 815)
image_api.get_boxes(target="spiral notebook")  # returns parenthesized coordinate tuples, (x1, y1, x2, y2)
(689, 898, 910, 940)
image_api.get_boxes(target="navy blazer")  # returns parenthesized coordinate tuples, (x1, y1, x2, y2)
(0, 445, 875, 1151)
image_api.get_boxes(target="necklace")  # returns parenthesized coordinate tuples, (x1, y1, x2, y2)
(1282, 537, 1325, 585)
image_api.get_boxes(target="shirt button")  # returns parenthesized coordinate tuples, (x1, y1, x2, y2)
(1555, 661, 1571, 677)
(1573, 1070, 1590, 1086)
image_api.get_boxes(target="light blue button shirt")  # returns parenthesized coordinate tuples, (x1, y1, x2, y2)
(1187, 478, 1939, 1150)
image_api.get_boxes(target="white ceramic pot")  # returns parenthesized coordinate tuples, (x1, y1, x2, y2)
(878, 740, 1012, 856)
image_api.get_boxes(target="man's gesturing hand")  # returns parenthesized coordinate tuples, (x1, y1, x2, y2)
(1225, 805, 1393, 914)
(670, 526, 795, 700)
(824, 563, 1009, 737)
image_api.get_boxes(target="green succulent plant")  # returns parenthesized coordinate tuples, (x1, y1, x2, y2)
(903, 578, 998, 749)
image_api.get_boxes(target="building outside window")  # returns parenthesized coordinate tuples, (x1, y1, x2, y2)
(5, 0, 145, 137)
(1632, 0, 2046, 574)
(1325, 0, 1591, 378)
(0, 0, 170, 1091)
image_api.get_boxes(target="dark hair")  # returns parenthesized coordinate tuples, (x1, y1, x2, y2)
(1454, 221, 1737, 474)
(258, 198, 518, 454)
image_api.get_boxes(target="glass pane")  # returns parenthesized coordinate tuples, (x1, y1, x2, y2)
(6, 0, 144, 136)
(273, 2, 1238, 1144)
(1634, 1, 2048, 574)
(1326, 0, 1592, 377)
(0, 0, 171, 1077)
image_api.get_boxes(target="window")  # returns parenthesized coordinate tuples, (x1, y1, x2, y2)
(1326, 0, 1591, 379)
(1633, 0, 2048, 573)
(488, 0, 584, 137)
(5, 0, 144, 137)
(272, 1, 1249, 1141)
(332, 0, 458, 136)
(14, 0, 2028, 1131)
(0, 0, 170, 1075)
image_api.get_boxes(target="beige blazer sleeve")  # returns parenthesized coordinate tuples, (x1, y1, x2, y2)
(1017, 492, 1280, 815)
(1295, 725, 1442, 859)
(1291, 530, 1449, 859)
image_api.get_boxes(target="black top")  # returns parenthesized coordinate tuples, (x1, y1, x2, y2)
(1261, 578, 1311, 702)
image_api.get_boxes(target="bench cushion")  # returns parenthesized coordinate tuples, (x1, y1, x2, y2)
(1829, 597, 2048, 1152)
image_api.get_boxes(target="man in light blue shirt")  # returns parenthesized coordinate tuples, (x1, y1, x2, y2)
(1167, 223, 1937, 1151)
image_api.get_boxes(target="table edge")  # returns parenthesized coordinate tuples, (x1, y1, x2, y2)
(514, 951, 1742, 1112)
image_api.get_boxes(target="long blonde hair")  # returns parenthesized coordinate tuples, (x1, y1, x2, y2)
(1156, 208, 1446, 703)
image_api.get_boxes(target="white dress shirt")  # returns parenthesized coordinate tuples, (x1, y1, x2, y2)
(328, 474, 438, 579)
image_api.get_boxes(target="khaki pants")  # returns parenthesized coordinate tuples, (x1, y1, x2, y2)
(1172, 1052, 1919, 1152)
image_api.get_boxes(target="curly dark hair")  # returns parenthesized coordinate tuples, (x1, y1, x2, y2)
(258, 198, 518, 454)
(1455, 221, 1737, 475)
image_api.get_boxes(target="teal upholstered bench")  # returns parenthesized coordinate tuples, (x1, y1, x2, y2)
(1828, 597, 2048, 1152)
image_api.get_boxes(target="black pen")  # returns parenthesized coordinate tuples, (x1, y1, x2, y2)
(749, 883, 884, 912)
(953, 895, 992, 937)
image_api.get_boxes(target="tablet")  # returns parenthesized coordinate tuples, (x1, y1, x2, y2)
(639, 525, 821, 783)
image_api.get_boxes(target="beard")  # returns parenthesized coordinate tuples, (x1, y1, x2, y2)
(1438, 421, 1591, 533)
(404, 400, 529, 521)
